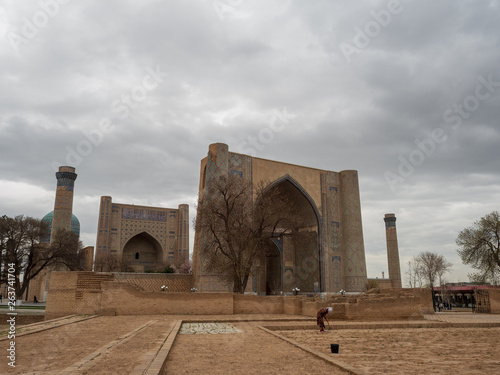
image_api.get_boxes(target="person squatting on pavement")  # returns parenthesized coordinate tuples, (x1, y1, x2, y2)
(317, 307, 333, 333)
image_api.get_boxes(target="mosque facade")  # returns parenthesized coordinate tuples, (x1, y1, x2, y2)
(193, 143, 370, 294)
(95, 197, 189, 271)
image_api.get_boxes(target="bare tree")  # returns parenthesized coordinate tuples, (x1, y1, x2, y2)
(195, 175, 302, 293)
(415, 251, 452, 288)
(49, 228, 85, 271)
(405, 256, 424, 288)
(177, 259, 192, 274)
(457, 211, 500, 284)
(0, 215, 83, 297)
(93, 251, 132, 272)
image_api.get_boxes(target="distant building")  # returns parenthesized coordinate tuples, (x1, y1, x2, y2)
(41, 166, 80, 243)
(28, 166, 80, 302)
(366, 213, 403, 290)
(80, 246, 95, 271)
(41, 211, 80, 242)
(95, 196, 189, 271)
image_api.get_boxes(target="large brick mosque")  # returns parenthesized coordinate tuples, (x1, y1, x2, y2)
(35, 143, 402, 299)
(192, 143, 402, 294)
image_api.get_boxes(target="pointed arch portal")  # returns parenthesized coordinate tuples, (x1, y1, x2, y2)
(258, 176, 321, 295)
(122, 232, 163, 272)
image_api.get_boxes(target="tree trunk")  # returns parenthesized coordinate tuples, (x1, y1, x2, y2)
(233, 273, 250, 294)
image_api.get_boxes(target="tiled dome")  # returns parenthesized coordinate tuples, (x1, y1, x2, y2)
(42, 211, 80, 242)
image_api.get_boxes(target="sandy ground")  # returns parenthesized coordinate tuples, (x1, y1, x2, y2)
(278, 327, 500, 375)
(80, 319, 176, 375)
(1, 314, 499, 374)
(163, 321, 347, 375)
(0, 315, 157, 374)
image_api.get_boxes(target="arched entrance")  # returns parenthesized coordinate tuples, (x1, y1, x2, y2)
(122, 232, 163, 272)
(257, 177, 320, 295)
(264, 240, 282, 295)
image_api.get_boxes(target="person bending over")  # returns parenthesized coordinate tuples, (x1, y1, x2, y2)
(317, 307, 332, 333)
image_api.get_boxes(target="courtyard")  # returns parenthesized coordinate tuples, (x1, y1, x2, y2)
(0, 312, 499, 374)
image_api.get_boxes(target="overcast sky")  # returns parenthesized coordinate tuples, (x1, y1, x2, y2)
(1, 0, 499, 285)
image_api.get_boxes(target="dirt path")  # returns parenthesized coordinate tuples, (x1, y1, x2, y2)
(163, 321, 349, 375)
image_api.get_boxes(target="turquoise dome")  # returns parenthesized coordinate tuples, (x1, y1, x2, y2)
(42, 211, 80, 242)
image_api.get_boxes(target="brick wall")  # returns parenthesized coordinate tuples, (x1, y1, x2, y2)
(45, 272, 434, 320)
(489, 289, 500, 313)
(233, 294, 284, 314)
(45, 272, 79, 320)
(26, 270, 47, 302)
(99, 282, 233, 315)
(283, 297, 303, 315)
(302, 288, 434, 320)
(113, 273, 193, 292)
(367, 278, 393, 290)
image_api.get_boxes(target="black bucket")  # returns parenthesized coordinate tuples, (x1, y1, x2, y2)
(331, 344, 339, 353)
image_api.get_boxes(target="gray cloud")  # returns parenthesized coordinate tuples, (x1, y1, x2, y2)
(1, 0, 499, 282)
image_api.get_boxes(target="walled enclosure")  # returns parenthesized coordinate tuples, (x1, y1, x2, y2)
(192, 143, 368, 294)
(45, 272, 433, 320)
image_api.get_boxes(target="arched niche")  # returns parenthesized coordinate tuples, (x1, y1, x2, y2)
(122, 231, 163, 271)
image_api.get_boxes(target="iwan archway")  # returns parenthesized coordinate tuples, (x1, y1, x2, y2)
(123, 232, 163, 272)
(256, 177, 321, 295)
(193, 143, 368, 293)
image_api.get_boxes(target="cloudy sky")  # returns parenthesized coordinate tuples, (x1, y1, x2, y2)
(1, 0, 499, 284)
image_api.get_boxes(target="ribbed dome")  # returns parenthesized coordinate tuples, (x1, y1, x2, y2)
(42, 211, 80, 242)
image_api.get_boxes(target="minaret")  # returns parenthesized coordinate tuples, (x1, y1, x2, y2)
(176, 204, 189, 267)
(384, 213, 402, 288)
(51, 166, 77, 243)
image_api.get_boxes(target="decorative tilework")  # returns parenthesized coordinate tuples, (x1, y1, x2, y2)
(332, 255, 342, 291)
(194, 144, 367, 294)
(120, 220, 167, 252)
(340, 170, 367, 291)
(122, 208, 167, 221)
(231, 170, 243, 177)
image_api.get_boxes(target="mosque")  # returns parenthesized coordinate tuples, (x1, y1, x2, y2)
(31, 143, 402, 300)
(192, 143, 402, 294)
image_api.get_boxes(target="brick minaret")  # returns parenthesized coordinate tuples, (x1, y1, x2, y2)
(176, 204, 189, 266)
(51, 166, 77, 243)
(384, 213, 402, 288)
